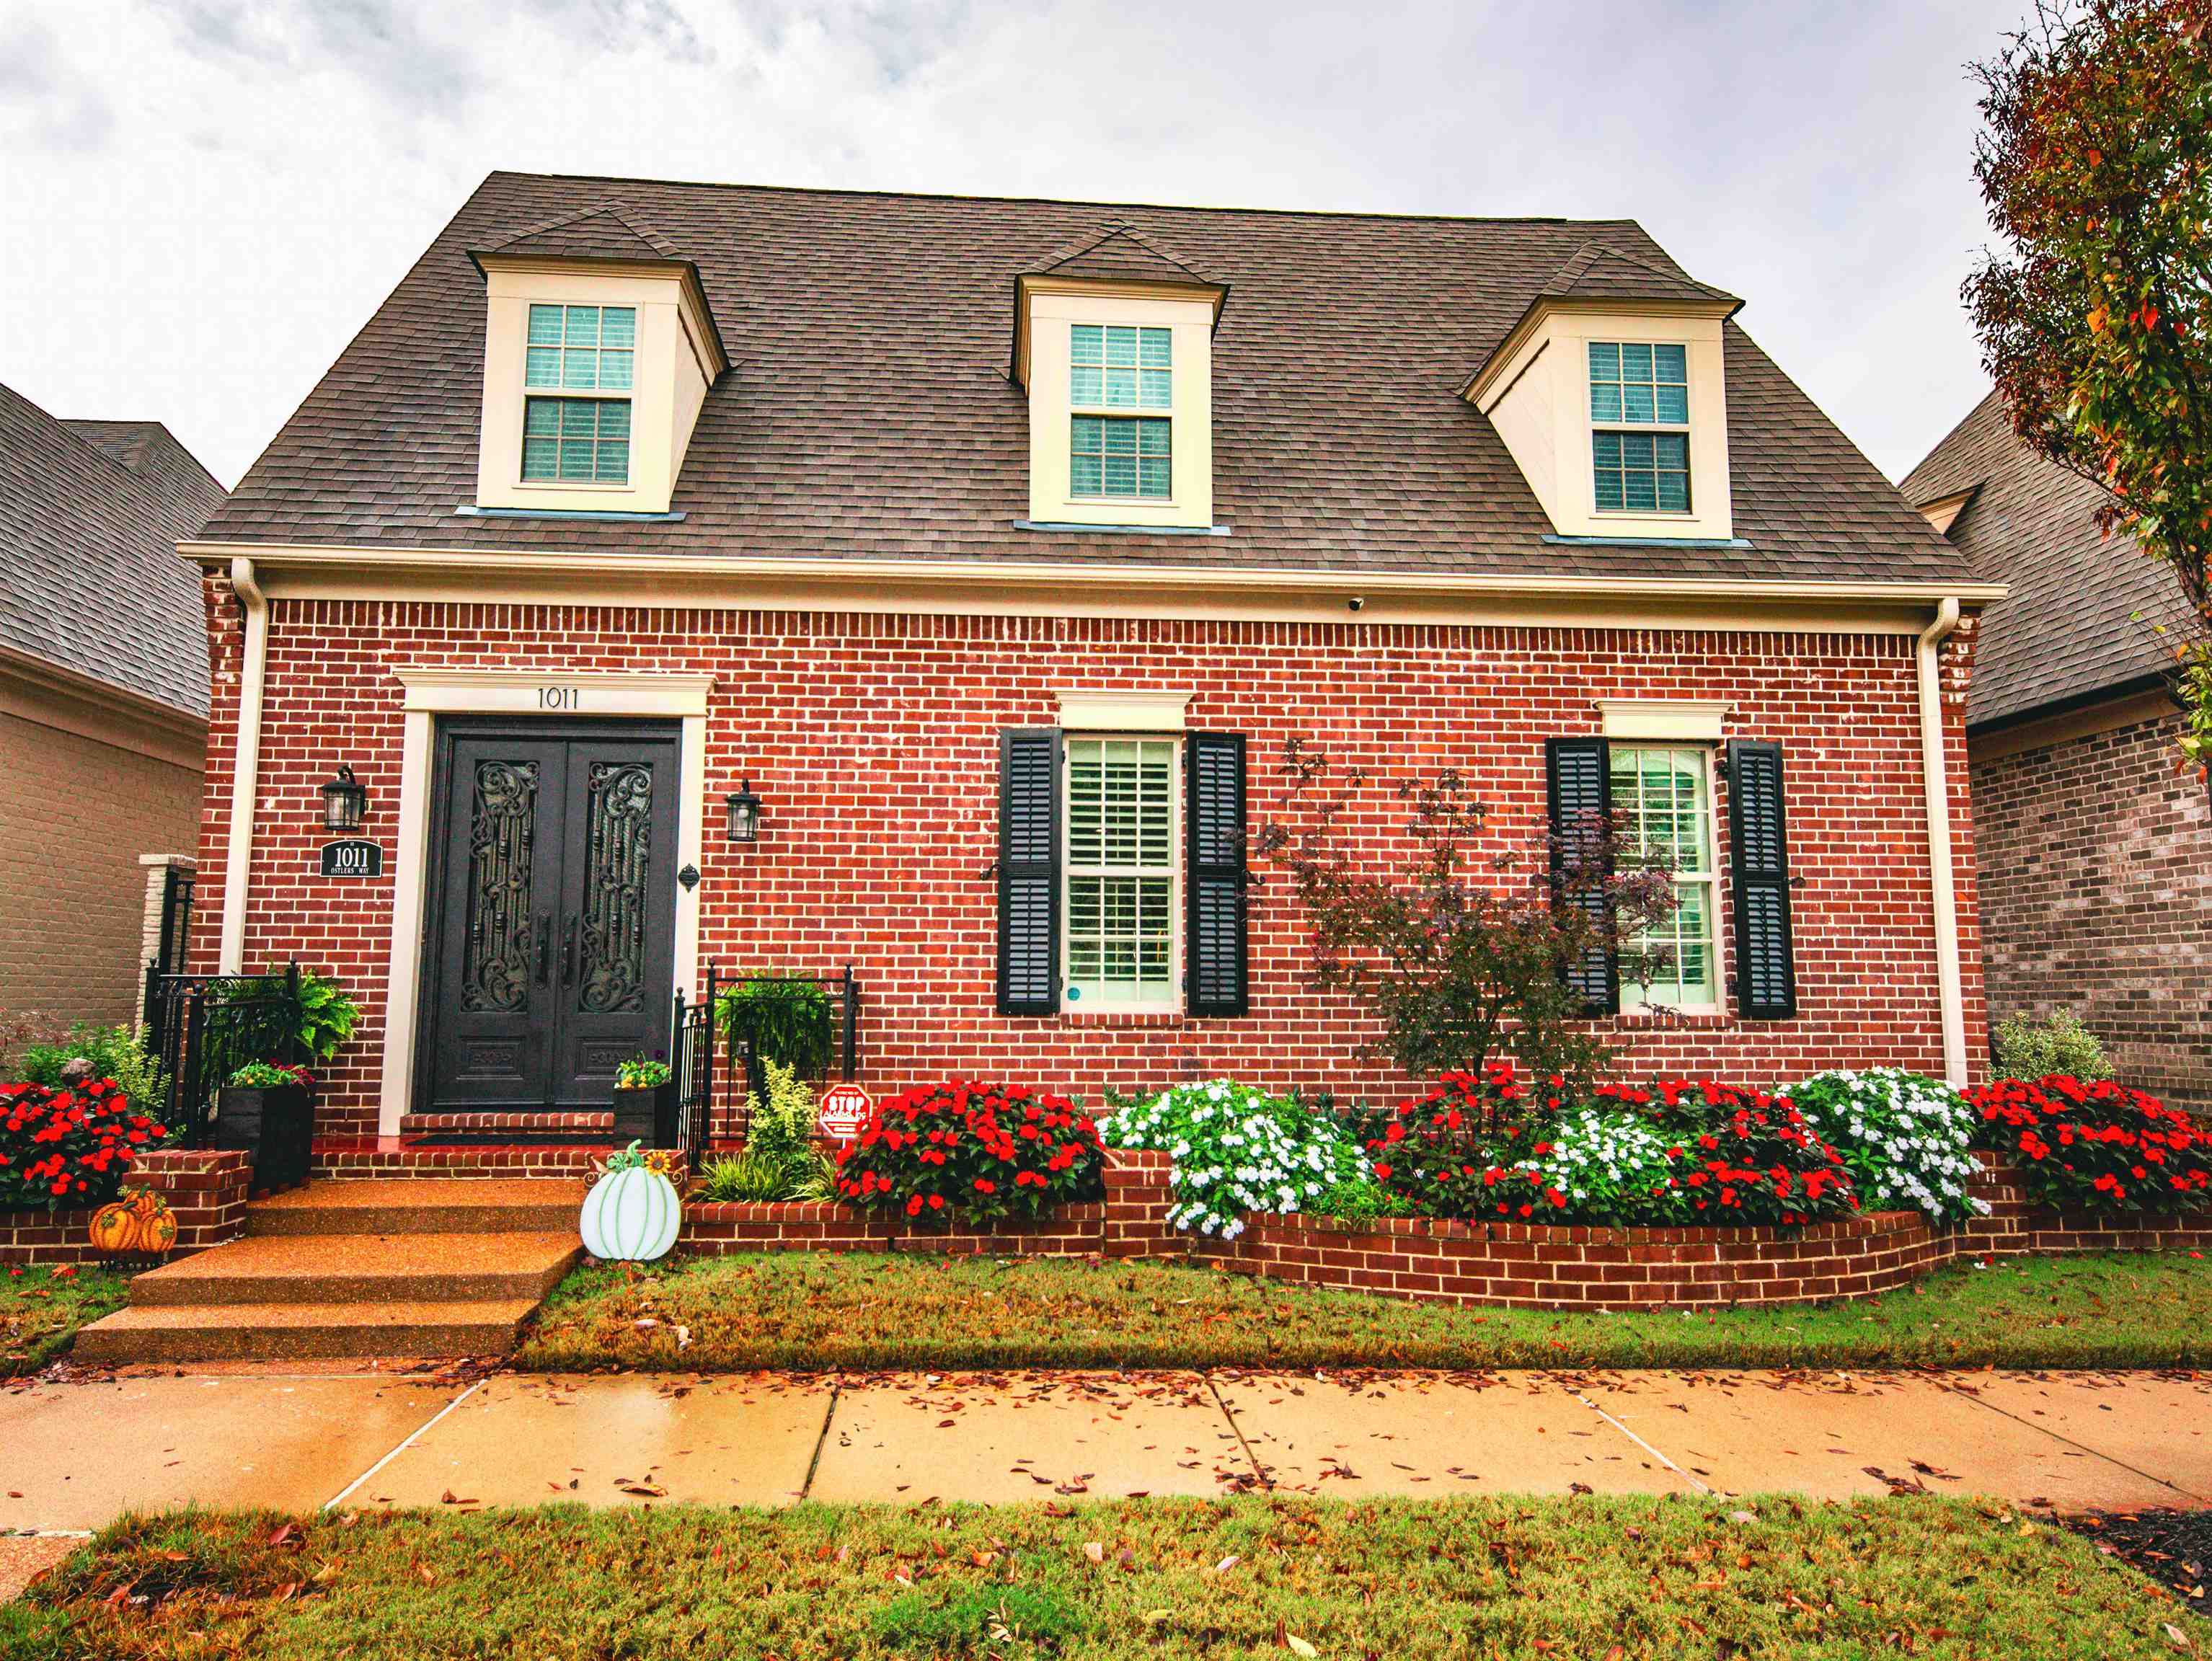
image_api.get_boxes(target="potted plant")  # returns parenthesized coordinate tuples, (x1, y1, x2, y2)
(216, 1060, 315, 1192)
(611, 1054, 676, 1148)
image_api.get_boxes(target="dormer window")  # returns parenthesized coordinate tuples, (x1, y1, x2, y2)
(1070, 327, 1173, 500)
(468, 206, 727, 517)
(1589, 342, 1690, 513)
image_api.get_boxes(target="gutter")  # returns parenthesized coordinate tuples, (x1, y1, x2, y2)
(218, 557, 269, 975)
(1915, 597, 1968, 1087)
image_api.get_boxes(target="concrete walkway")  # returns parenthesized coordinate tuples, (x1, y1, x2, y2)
(2, 1368, 2207, 1545)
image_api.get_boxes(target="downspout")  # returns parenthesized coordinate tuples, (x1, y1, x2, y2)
(218, 557, 269, 975)
(1916, 596, 1967, 1088)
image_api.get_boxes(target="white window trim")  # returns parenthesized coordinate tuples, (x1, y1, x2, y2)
(1598, 699, 1730, 743)
(516, 303, 640, 497)
(1059, 732, 1182, 1016)
(1056, 691, 1190, 732)
(1588, 339, 1694, 518)
(1613, 743, 1725, 1016)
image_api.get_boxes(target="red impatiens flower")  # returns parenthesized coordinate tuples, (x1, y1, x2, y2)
(1968, 1076, 2209, 1217)
(835, 1079, 1103, 1230)
(0, 1078, 168, 1215)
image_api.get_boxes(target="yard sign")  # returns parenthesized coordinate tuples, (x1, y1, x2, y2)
(817, 1081, 872, 1142)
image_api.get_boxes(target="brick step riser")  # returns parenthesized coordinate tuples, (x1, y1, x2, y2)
(130, 1262, 575, 1308)
(247, 1207, 582, 1238)
(72, 1318, 523, 1364)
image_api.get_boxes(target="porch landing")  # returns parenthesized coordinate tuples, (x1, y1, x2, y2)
(74, 1179, 585, 1364)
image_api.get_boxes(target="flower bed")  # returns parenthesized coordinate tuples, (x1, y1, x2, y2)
(1969, 1075, 2211, 1213)
(0, 1148, 252, 1266)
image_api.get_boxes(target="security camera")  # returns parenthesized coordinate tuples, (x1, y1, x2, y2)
(1347, 595, 1366, 612)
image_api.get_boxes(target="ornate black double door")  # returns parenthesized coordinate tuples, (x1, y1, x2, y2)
(421, 719, 681, 1112)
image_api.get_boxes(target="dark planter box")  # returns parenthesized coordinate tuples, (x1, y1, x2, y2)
(611, 1082, 678, 1148)
(214, 1084, 314, 1192)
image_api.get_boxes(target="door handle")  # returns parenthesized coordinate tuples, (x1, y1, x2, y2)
(534, 914, 552, 985)
(562, 914, 578, 988)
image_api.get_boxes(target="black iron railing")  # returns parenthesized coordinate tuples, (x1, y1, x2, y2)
(145, 964, 307, 1146)
(669, 964, 719, 1173)
(669, 964, 860, 1168)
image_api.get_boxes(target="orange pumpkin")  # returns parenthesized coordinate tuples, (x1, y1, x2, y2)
(135, 1201, 177, 1257)
(87, 1201, 140, 1257)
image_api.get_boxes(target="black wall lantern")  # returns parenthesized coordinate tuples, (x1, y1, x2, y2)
(321, 764, 368, 833)
(725, 779, 761, 843)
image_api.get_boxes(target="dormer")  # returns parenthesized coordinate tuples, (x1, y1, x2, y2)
(1012, 224, 1227, 531)
(1464, 243, 1740, 542)
(469, 205, 727, 518)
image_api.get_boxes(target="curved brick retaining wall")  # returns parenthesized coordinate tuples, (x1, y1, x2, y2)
(672, 1147, 2212, 1310)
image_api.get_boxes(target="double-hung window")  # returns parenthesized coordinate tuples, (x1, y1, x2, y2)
(1063, 736, 1177, 1007)
(1589, 341, 1690, 513)
(1609, 745, 1719, 1008)
(521, 303, 636, 484)
(1069, 324, 1172, 500)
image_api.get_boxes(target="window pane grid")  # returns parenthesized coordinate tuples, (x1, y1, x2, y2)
(1066, 738, 1176, 1004)
(1071, 416, 1171, 499)
(521, 397, 630, 484)
(524, 304, 636, 393)
(1609, 746, 1717, 1006)
(1590, 340, 1689, 513)
(1071, 324, 1172, 410)
(1593, 430, 1691, 513)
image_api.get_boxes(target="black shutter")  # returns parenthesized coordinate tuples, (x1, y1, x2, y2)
(1546, 738, 1619, 1015)
(1185, 732, 1249, 1017)
(997, 729, 1061, 1016)
(1727, 739, 1797, 1019)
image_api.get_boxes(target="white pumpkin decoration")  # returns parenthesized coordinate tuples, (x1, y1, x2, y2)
(580, 1143, 681, 1262)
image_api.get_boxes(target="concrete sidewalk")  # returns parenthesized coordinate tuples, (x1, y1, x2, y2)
(2, 1368, 2207, 1544)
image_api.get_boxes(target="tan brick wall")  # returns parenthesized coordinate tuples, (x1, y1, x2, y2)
(0, 713, 203, 1027)
(1971, 707, 2212, 1112)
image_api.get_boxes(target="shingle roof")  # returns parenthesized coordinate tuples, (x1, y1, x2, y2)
(474, 203, 689, 265)
(1029, 222, 1216, 288)
(200, 170, 1967, 588)
(1901, 389, 2198, 730)
(1537, 241, 1741, 309)
(1, 385, 224, 717)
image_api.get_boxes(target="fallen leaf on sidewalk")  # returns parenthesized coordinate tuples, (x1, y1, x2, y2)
(617, 1480, 668, 1497)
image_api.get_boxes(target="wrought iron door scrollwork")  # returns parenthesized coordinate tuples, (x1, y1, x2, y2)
(578, 761, 653, 1013)
(461, 760, 539, 1013)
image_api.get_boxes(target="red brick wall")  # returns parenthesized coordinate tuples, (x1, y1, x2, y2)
(1970, 706, 2212, 1112)
(193, 593, 1986, 1136)
(0, 1148, 249, 1267)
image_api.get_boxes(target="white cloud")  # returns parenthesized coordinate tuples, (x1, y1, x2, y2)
(0, 0, 2022, 487)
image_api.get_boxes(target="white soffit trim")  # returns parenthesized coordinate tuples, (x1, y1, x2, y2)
(1597, 699, 1730, 741)
(394, 668, 716, 716)
(1058, 691, 1191, 732)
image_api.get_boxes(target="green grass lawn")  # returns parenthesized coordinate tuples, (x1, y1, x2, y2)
(0, 1264, 128, 1376)
(518, 1249, 2212, 1373)
(4, 1496, 2200, 1660)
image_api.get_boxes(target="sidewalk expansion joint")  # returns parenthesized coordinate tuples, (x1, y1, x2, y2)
(797, 1383, 840, 1502)
(1203, 1372, 1271, 1490)
(1572, 1392, 1712, 1495)
(323, 1381, 482, 1510)
(1939, 1381, 2206, 1503)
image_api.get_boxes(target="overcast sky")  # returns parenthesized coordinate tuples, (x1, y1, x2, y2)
(1, 0, 2025, 490)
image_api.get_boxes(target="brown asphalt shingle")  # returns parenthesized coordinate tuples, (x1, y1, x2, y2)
(1901, 389, 2199, 730)
(201, 170, 1967, 588)
(1, 386, 225, 717)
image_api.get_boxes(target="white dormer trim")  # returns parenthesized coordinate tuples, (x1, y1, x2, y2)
(1017, 278, 1222, 531)
(472, 256, 725, 517)
(1467, 298, 1736, 544)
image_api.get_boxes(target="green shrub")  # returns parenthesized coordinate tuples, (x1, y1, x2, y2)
(14, 1022, 163, 1109)
(1993, 1009, 2113, 1083)
(1309, 1175, 1402, 1223)
(745, 1059, 818, 1171)
(1788, 1068, 1986, 1225)
(698, 1151, 795, 1203)
(717, 977, 834, 1078)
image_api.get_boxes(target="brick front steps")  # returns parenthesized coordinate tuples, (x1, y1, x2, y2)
(73, 1179, 584, 1364)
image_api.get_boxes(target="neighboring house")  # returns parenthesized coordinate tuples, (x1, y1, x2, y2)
(0, 384, 226, 1027)
(182, 172, 2001, 1148)
(1904, 391, 2211, 1112)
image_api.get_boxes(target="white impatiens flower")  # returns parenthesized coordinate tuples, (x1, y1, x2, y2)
(1787, 1068, 1988, 1225)
(1099, 1080, 1369, 1237)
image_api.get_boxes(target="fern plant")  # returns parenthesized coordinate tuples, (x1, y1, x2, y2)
(717, 977, 834, 1078)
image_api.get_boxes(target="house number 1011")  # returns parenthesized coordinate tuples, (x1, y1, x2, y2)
(538, 686, 580, 710)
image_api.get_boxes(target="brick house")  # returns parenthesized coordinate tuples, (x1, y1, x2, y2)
(0, 382, 225, 1025)
(1904, 391, 2211, 1111)
(181, 172, 2004, 1151)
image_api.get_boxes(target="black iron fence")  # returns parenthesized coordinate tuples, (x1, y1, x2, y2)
(673, 965, 860, 1168)
(143, 964, 308, 1146)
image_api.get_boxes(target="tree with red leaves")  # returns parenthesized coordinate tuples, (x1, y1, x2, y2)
(1965, 0, 2212, 774)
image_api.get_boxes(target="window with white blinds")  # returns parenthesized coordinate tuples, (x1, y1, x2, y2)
(1063, 737, 1177, 1007)
(1589, 341, 1691, 513)
(1070, 324, 1172, 500)
(1610, 745, 1719, 1009)
(521, 304, 636, 484)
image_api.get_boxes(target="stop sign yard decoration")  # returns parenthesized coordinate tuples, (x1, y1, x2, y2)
(817, 1081, 873, 1142)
